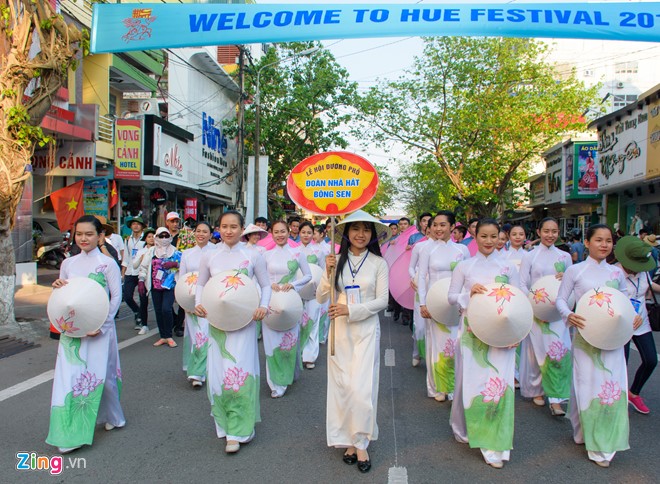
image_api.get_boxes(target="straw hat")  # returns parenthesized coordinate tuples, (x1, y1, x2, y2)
(528, 275, 575, 322)
(575, 287, 635, 350)
(174, 271, 198, 312)
(262, 290, 303, 332)
(94, 215, 115, 235)
(241, 223, 268, 242)
(615, 236, 657, 273)
(426, 277, 460, 326)
(201, 270, 260, 331)
(644, 234, 660, 247)
(47, 277, 109, 337)
(333, 210, 391, 246)
(296, 264, 323, 301)
(466, 282, 533, 347)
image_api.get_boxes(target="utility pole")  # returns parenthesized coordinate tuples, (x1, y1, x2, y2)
(253, 82, 261, 222)
(236, 46, 245, 211)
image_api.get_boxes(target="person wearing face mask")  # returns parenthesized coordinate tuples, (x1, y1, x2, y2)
(138, 227, 181, 348)
(179, 222, 216, 388)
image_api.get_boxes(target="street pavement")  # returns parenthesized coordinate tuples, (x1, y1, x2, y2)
(1, 282, 660, 483)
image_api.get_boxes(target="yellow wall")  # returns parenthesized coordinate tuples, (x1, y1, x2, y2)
(82, 54, 112, 115)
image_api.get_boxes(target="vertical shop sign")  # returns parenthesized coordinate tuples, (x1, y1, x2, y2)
(115, 118, 142, 179)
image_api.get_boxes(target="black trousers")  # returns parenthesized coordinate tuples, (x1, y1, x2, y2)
(152, 289, 174, 338)
(124, 275, 148, 324)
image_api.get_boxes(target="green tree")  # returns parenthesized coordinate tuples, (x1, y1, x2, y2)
(243, 42, 357, 217)
(399, 158, 453, 217)
(0, 0, 85, 328)
(361, 165, 397, 216)
(355, 37, 600, 218)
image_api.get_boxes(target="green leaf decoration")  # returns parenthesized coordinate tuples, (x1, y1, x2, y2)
(573, 333, 611, 375)
(117, 376, 122, 399)
(299, 317, 314, 348)
(266, 346, 297, 386)
(461, 320, 497, 373)
(211, 374, 259, 438)
(605, 279, 620, 289)
(434, 352, 455, 393)
(449, 261, 458, 271)
(416, 337, 426, 359)
(209, 326, 237, 363)
(60, 335, 86, 367)
(535, 317, 560, 337)
(539, 352, 572, 399)
(287, 259, 299, 274)
(187, 342, 208, 378)
(494, 275, 509, 284)
(87, 271, 107, 288)
(307, 254, 318, 265)
(46, 384, 104, 448)
(182, 330, 192, 369)
(318, 312, 328, 338)
(554, 261, 566, 273)
(238, 268, 249, 276)
(579, 393, 630, 453)
(464, 387, 515, 451)
(434, 321, 451, 333)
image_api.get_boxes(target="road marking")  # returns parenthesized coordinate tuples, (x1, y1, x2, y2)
(388, 466, 408, 484)
(0, 328, 159, 403)
(384, 348, 395, 367)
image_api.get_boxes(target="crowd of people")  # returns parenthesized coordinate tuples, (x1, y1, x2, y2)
(45, 208, 659, 472)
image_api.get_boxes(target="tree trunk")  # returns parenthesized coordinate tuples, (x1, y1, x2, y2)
(0, 217, 19, 332)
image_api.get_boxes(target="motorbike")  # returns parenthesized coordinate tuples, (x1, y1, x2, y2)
(36, 233, 68, 269)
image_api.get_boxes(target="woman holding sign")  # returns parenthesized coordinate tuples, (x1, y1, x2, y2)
(46, 215, 125, 454)
(317, 211, 390, 474)
(194, 211, 271, 454)
(263, 221, 312, 398)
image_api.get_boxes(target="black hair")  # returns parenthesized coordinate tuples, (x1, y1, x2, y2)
(334, 221, 383, 291)
(389, 222, 398, 228)
(219, 210, 244, 228)
(271, 220, 289, 231)
(255, 216, 269, 224)
(538, 217, 559, 231)
(585, 224, 613, 241)
(639, 227, 649, 236)
(475, 218, 500, 235)
(195, 221, 213, 233)
(299, 221, 314, 233)
(399, 217, 410, 224)
(468, 217, 480, 225)
(288, 216, 301, 224)
(418, 212, 433, 226)
(313, 224, 326, 234)
(74, 215, 103, 235)
(432, 210, 456, 226)
(453, 225, 467, 237)
(140, 228, 156, 242)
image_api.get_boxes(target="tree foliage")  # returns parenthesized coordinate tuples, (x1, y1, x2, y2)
(241, 42, 357, 216)
(355, 36, 600, 218)
(361, 164, 397, 216)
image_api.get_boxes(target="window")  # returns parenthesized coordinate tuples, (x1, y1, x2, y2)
(584, 69, 593, 77)
(612, 94, 637, 109)
(109, 93, 117, 116)
(615, 62, 638, 75)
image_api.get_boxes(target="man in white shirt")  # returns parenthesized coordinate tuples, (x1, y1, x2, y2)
(122, 216, 147, 332)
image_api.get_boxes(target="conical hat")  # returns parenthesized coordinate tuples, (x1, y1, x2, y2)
(201, 270, 259, 331)
(426, 277, 460, 326)
(296, 264, 323, 301)
(466, 282, 533, 348)
(175, 271, 198, 312)
(262, 289, 303, 332)
(575, 287, 635, 350)
(241, 223, 268, 242)
(333, 210, 391, 246)
(47, 277, 109, 338)
(528, 275, 575, 322)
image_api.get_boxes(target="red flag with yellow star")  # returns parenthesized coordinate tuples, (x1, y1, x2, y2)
(109, 180, 118, 209)
(50, 180, 85, 232)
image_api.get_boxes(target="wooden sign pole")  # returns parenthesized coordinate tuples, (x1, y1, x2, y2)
(329, 216, 337, 356)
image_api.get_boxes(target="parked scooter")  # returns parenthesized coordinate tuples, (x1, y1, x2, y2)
(36, 233, 67, 269)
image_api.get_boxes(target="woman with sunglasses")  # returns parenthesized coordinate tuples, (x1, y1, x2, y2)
(138, 227, 181, 348)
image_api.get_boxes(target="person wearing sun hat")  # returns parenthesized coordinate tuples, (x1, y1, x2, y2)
(122, 216, 147, 330)
(316, 210, 390, 474)
(642, 234, 660, 279)
(241, 223, 268, 254)
(614, 236, 660, 415)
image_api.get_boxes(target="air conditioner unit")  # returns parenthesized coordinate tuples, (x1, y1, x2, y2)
(138, 99, 161, 116)
(616, 81, 624, 89)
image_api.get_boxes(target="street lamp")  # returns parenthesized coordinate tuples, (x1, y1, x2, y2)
(253, 46, 319, 220)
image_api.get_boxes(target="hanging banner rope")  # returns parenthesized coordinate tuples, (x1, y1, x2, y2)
(91, 2, 660, 53)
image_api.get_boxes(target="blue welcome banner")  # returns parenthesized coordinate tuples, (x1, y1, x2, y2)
(91, 3, 660, 53)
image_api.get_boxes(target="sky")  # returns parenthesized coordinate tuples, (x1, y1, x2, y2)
(256, 0, 660, 214)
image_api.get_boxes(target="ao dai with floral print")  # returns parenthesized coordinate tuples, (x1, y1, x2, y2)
(195, 243, 271, 442)
(447, 252, 520, 464)
(556, 257, 630, 462)
(46, 248, 125, 449)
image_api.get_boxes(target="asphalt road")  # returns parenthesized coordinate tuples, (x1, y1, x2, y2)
(1, 309, 660, 483)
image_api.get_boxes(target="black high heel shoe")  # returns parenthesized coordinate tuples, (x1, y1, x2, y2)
(343, 452, 357, 465)
(357, 459, 371, 473)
